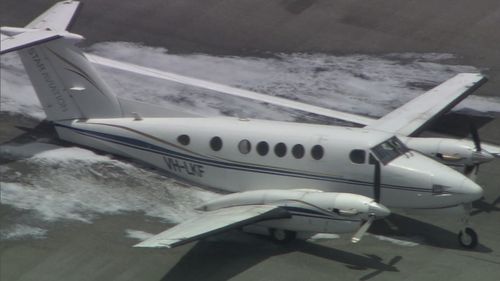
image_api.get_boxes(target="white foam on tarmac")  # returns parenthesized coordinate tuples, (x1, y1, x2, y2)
(0, 224, 47, 240)
(0, 53, 45, 119)
(0, 143, 220, 227)
(89, 42, 500, 118)
(3, 42, 499, 122)
(125, 229, 156, 241)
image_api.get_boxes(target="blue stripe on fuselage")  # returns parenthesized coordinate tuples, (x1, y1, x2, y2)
(54, 123, 432, 193)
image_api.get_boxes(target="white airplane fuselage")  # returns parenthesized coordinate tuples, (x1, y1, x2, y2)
(55, 116, 482, 209)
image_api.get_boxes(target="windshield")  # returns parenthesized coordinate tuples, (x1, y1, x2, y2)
(371, 137, 409, 165)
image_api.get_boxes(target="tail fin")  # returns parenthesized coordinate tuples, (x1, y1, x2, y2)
(1, 1, 123, 121)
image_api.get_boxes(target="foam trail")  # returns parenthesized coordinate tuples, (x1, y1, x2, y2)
(125, 229, 155, 241)
(88, 42, 500, 118)
(0, 143, 220, 226)
(0, 224, 47, 240)
(0, 53, 45, 119)
(3, 41, 499, 121)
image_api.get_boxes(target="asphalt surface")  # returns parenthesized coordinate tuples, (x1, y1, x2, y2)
(1, 1, 500, 281)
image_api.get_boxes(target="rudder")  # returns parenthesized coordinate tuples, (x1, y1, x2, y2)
(17, 40, 123, 120)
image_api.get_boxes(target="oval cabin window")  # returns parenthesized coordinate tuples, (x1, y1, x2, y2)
(292, 144, 305, 159)
(210, 136, 223, 151)
(177, 134, 190, 146)
(311, 145, 324, 160)
(274, 142, 287, 158)
(238, 139, 252, 154)
(256, 141, 269, 156)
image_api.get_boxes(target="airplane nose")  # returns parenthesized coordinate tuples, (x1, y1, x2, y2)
(368, 201, 391, 218)
(460, 177, 484, 202)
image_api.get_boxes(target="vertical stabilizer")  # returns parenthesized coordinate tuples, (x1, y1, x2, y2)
(1, 1, 123, 121)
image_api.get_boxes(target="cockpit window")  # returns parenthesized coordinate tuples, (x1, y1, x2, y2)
(371, 137, 409, 165)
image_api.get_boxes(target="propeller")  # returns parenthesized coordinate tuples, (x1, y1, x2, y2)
(351, 216, 375, 243)
(351, 157, 386, 243)
(464, 123, 492, 178)
(470, 123, 482, 152)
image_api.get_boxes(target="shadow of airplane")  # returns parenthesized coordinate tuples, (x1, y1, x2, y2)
(159, 208, 496, 281)
(428, 112, 495, 138)
(0, 125, 64, 164)
(471, 196, 500, 216)
(160, 232, 402, 281)
(369, 214, 492, 253)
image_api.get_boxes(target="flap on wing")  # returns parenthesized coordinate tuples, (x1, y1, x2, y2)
(134, 205, 290, 248)
(26, 0, 81, 31)
(366, 73, 487, 136)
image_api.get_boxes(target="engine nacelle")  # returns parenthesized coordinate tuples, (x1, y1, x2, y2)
(198, 189, 390, 234)
(404, 137, 494, 166)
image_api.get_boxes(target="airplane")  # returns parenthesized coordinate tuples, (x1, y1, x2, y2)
(0, 1, 492, 250)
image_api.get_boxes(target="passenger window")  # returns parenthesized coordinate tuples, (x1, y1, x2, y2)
(274, 142, 287, 157)
(177, 134, 190, 146)
(238, 139, 252, 154)
(210, 136, 223, 151)
(311, 145, 324, 160)
(257, 141, 269, 156)
(292, 144, 305, 159)
(350, 149, 366, 164)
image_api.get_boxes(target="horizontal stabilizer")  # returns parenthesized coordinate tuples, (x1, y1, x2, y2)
(1, 31, 60, 54)
(1, 1, 83, 55)
(26, 0, 81, 31)
(134, 205, 290, 248)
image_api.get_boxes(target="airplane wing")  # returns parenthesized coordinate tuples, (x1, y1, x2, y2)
(86, 55, 488, 136)
(134, 205, 290, 248)
(87, 54, 376, 125)
(25, 0, 81, 31)
(365, 73, 487, 136)
(1, 31, 61, 54)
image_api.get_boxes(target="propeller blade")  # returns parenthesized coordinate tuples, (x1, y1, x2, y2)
(481, 143, 500, 158)
(470, 123, 481, 152)
(351, 216, 374, 243)
(373, 160, 381, 203)
(85, 54, 376, 125)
